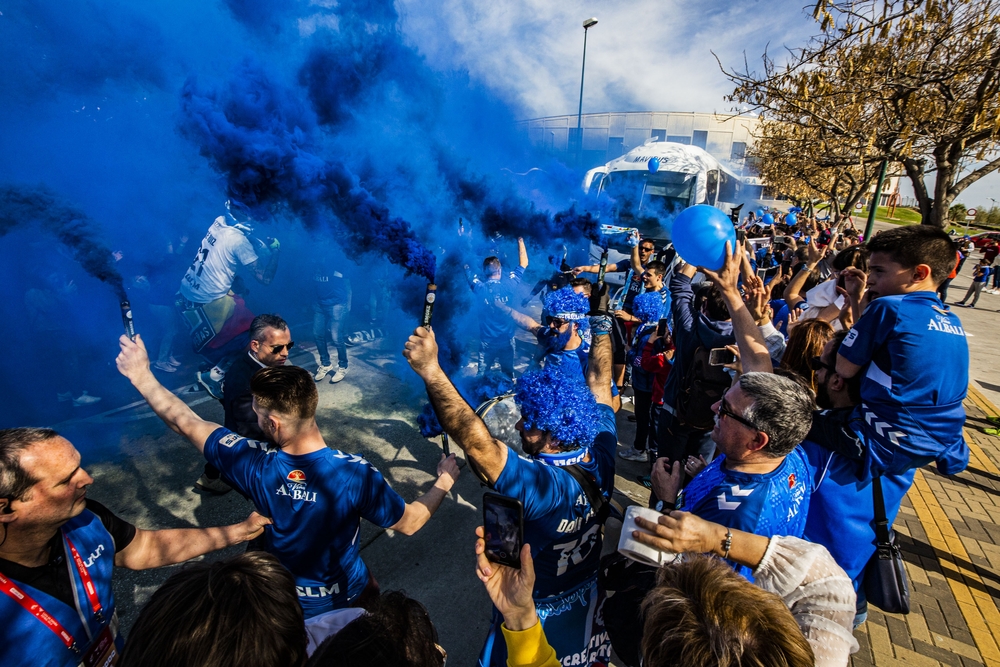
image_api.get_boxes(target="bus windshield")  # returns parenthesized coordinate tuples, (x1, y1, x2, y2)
(599, 170, 695, 221)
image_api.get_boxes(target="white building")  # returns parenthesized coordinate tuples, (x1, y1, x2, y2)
(519, 111, 761, 176)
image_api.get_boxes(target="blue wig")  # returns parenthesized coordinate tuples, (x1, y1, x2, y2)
(632, 292, 662, 324)
(514, 365, 601, 447)
(543, 287, 589, 321)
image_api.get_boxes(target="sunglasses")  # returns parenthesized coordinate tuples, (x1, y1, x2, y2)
(545, 317, 567, 328)
(270, 342, 295, 353)
(809, 356, 836, 373)
(718, 398, 760, 432)
(639, 246, 655, 253)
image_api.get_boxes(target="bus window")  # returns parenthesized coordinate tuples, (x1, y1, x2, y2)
(718, 170, 739, 203)
(706, 170, 719, 206)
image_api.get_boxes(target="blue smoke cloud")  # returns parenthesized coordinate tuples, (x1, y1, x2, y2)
(0, 0, 610, 432)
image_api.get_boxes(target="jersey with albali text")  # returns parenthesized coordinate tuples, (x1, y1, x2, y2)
(839, 292, 969, 476)
(204, 428, 406, 618)
(0, 509, 122, 667)
(490, 404, 617, 599)
(314, 269, 351, 305)
(475, 266, 525, 341)
(677, 448, 811, 580)
(179, 217, 258, 303)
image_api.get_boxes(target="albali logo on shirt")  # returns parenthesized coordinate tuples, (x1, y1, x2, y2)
(276, 469, 317, 502)
(926, 313, 966, 336)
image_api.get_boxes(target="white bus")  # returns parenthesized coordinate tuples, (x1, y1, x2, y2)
(582, 139, 745, 233)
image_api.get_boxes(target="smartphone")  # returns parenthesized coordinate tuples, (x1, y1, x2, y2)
(483, 493, 524, 569)
(736, 229, 746, 244)
(708, 348, 736, 366)
(837, 274, 847, 290)
(773, 235, 791, 244)
(656, 318, 668, 337)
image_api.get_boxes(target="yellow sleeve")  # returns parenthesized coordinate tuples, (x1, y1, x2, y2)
(501, 621, 561, 667)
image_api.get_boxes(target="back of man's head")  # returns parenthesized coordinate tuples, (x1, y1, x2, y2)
(642, 555, 814, 667)
(0, 427, 57, 504)
(514, 365, 601, 449)
(307, 591, 443, 667)
(865, 225, 955, 285)
(698, 283, 730, 322)
(738, 372, 815, 457)
(119, 552, 307, 667)
(483, 256, 501, 275)
(249, 314, 289, 343)
(251, 366, 319, 420)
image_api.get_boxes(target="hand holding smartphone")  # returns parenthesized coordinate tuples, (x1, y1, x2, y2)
(708, 347, 736, 366)
(483, 493, 524, 569)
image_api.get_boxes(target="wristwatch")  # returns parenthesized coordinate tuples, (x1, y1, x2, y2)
(654, 500, 675, 514)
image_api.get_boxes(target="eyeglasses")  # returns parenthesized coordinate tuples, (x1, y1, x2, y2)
(718, 398, 760, 432)
(809, 356, 836, 373)
(270, 342, 295, 353)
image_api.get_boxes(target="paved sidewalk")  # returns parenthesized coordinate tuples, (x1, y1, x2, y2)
(851, 385, 1000, 667)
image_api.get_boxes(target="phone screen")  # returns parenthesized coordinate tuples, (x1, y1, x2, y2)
(483, 493, 524, 569)
(708, 348, 736, 366)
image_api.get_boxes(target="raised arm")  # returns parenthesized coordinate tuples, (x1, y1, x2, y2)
(783, 240, 824, 306)
(115, 512, 271, 570)
(701, 243, 773, 374)
(497, 302, 543, 335)
(390, 454, 461, 535)
(115, 334, 220, 452)
(403, 327, 508, 484)
(517, 237, 529, 269)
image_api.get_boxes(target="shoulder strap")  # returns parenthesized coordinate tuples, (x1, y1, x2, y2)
(563, 465, 610, 525)
(871, 476, 891, 546)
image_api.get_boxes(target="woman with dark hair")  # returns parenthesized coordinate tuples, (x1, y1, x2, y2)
(780, 319, 835, 391)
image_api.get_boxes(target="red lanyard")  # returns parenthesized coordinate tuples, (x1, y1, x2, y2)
(0, 534, 105, 656)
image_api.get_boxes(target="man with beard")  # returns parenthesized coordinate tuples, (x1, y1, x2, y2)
(403, 288, 617, 667)
(497, 287, 590, 375)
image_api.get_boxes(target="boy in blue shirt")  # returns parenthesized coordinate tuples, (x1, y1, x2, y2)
(836, 225, 970, 478)
(956, 257, 990, 308)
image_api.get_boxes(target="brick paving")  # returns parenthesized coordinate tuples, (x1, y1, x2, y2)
(851, 385, 1000, 667)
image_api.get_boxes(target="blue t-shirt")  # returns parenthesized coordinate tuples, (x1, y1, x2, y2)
(974, 265, 991, 282)
(490, 405, 617, 599)
(676, 448, 811, 580)
(839, 292, 969, 475)
(474, 266, 525, 341)
(543, 344, 589, 377)
(204, 428, 406, 618)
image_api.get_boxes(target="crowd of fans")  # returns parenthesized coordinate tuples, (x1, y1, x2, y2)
(0, 205, 984, 667)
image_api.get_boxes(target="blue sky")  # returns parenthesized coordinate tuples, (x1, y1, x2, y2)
(396, 0, 1000, 207)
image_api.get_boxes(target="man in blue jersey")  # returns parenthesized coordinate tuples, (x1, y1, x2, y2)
(115, 333, 460, 620)
(0, 427, 270, 667)
(497, 287, 590, 377)
(466, 237, 529, 378)
(403, 288, 617, 667)
(836, 225, 970, 477)
(648, 372, 815, 580)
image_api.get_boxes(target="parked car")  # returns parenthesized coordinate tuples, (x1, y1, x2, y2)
(970, 231, 1000, 248)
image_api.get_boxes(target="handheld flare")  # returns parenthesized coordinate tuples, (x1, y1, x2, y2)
(120, 300, 136, 341)
(597, 249, 609, 287)
(421, 283, 437, 329)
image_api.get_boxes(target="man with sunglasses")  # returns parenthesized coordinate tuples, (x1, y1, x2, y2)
(196, 314, 294, 494)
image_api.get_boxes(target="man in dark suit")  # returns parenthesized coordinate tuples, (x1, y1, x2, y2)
(196, 314, 293, 493)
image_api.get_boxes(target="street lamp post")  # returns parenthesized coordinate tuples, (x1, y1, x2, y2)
(576, 17, 598, 164)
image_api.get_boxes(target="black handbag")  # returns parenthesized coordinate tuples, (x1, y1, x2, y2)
(863, 476, 911, 614)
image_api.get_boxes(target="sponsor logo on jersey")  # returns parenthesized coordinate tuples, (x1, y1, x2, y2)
(84, 543, 106, 568)
(843, 328, 858, 347)
(287, 470, 306, 483)
(219, 433, 242, 448)
(276, 469, 317, 502)
(787, 473, 796, 489)
(926, 315, 966, 336)
(296, 584, 339, 598)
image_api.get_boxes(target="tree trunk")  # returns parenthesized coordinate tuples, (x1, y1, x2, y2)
(901, 157, 934, 226)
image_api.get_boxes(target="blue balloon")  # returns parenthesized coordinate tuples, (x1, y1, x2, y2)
(647, 157, 660, 173)
(761, 213, 775, 226)
(671, 205, 737, 271)
(786, 212, 798, 226)
(756, 209, 764, 217)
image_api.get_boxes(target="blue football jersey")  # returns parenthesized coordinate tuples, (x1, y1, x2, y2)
(490, 405, 617, 598)
(474, 266, 525, 341)
(839, 292, 969, 475)
(677, 448, 811, 580)
(204, 428, 406, 618)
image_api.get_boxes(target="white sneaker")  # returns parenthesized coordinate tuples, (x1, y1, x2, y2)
(618, 446, 648, 462)
(72, 391, 102, 406)
(195, 474, 232, 495)
(329, 367, 349, 384)
(314, 364, 335, 381)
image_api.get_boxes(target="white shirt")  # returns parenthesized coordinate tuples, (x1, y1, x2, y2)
(179, 217, 258, 303)
(754, 536, 859, 667)
(800, 279, 846, 331)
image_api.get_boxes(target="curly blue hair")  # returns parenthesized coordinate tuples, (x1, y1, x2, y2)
(514, 365, 601, 447)
(543, 287, 589, 319)
(631, 292, 662, 324)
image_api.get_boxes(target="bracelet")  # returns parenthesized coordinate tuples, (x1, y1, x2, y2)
(722, 529, 732, 559)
